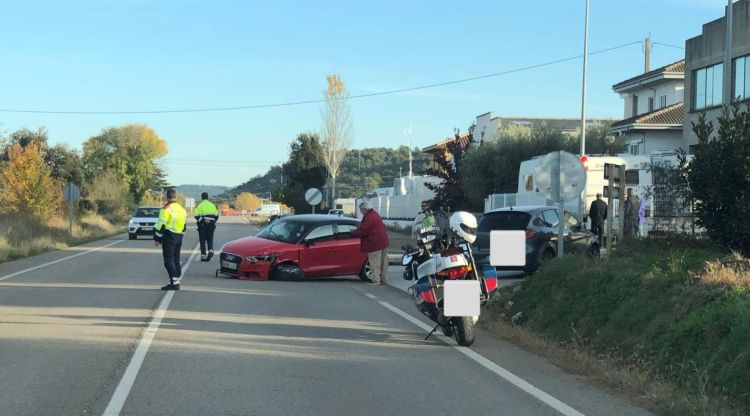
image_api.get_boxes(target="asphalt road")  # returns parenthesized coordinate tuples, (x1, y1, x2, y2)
(0, 217, 653, 416)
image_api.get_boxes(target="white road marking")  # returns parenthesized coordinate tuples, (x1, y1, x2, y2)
(377, 300, 586, 416)
(0, 239, 124, 281)
(364, 293, 377, 299)
(102, 244, 200, 416)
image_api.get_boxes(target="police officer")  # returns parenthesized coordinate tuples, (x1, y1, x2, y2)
(194, 192, 219, 262)
(154, 189, 187, 291)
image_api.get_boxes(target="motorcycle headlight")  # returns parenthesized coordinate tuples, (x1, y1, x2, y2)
(245, 254, 275, 263)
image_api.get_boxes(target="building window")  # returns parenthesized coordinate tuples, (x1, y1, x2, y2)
(694, 63, 723, 110)
(628, 143, 640, 155)
(632, 95, 638, 116)
(733, 55, 750, 101)
(648, 97, 654, 112)
(659, 95, 667, 108)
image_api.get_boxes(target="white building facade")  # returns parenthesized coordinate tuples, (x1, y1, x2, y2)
(611, 60, 685, 155)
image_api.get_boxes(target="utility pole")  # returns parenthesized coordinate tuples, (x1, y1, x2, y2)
(405, 125, 414, 194)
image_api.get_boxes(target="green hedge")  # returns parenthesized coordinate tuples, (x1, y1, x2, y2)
(497, 239, 749, 411)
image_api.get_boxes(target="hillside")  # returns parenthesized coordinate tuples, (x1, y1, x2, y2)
(175, 184, 231, 201)
(217, 147, 430, 204)
(215, 165, 284, 203)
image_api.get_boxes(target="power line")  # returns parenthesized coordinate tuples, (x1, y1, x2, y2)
(653, 42, 685, 50)
(0, 41, 642, 115)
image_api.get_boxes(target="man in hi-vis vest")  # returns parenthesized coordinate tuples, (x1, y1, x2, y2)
(154, 189, 187, 290)
(194, 192, 219, 261)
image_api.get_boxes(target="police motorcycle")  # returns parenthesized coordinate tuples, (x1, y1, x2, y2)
(401, 212, 498, 347)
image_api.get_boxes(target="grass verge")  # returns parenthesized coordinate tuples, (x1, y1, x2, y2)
(0, 214, 125, 263)
(480, 237, 749, 416)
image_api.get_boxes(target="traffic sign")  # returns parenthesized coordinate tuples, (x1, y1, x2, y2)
(305, 187, 322, 205)
(604, 163, 621, 183)
(185, 198, 195, 209)
(533, 151, 587, 258)
(63, 183, 81, 202)
(534, 151, 587, 203)
(603, 186, 620, 199)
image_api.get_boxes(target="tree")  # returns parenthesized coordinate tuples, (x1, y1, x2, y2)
(82, 124, 168, 205)
(279, 133, 327, 213)
(234, 192, 261, 211)
(0, 142, 61, 219)
(425, 130, 472, 211)
(46, 144, 84, 185)
(687, 107, 750, 254)
(87, 169, 130, 219)
(461, 126, 580, 211)
(320, 74, 354, 206)
(1, 128, 48, 161)
(582, 123, 621, 155)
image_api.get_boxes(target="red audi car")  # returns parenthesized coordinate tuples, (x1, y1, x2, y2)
(218, 214, 372, 281)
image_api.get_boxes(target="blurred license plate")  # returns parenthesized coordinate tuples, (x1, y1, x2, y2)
(141, 227, 153, 231)
(222, 261, 237, 270)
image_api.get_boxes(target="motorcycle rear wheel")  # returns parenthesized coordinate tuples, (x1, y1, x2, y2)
(453, 316, 475, 347)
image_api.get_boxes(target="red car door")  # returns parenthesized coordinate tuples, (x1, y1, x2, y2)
(298, 224, 340, 277)
(334, 222, 368, 275)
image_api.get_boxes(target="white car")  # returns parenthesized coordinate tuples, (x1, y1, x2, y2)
(128, 206, 161, 240)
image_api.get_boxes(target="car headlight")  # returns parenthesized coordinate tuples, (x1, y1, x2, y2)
(245, 255, 275, 263)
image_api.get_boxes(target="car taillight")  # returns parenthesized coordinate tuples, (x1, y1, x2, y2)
(525, 229, 538, 239)
(436, 265, 472, 279)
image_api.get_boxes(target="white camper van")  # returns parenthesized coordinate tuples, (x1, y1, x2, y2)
(505, 151, 688, 236)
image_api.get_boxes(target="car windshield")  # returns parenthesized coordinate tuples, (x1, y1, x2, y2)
(256, 219, 308, 244)
(135, 208, 160, 218)
(478, 211, 532, 232)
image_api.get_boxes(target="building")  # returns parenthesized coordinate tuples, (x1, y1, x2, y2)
(684, 0, 750, 152)
(611, 60, 685, 155)
(471, 112, 614, 145)
(422, 132, 473, 171)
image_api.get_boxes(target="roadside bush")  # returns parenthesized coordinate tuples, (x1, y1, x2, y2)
(491, 238, 750, 414)
(688, 106, 750, 255)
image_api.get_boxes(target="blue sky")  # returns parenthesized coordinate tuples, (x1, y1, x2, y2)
(0, 0, 726, 187)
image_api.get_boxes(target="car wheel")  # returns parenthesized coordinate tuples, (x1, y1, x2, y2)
(273, 262, 304, 282)
(359, 260, 372, 281)
(128, 233, 136, 240)
(588, 243, 601, 257)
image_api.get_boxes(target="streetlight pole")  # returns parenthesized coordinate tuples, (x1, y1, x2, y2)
(579, 0, 590, 222)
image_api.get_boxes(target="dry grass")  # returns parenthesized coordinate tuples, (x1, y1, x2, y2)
(688, 251, 750, 290)
(0, 213, 125, 263)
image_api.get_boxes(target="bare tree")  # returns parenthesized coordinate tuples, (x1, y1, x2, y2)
(320, 74, 354, 208)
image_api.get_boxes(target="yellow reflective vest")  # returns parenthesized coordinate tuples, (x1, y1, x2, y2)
(194, 200, 219, 225)
(155, 202, 187, 237)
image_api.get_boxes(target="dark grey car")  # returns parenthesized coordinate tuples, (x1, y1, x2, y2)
(474, 206, 599, 273)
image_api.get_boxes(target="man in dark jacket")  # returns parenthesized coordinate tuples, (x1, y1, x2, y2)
(351, 201, 390, 285)
(588, 193, 607, 245)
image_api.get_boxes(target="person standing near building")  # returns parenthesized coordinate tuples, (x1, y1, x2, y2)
(154, 189, 187, 290)
(637, 196, 647, 238)
(588, 193, 607, 246)
(623, 188, 638, 240)
(351, 201, 390, 285)
(194, 192, 219, 261)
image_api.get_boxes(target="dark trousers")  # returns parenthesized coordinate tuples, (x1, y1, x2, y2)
(198, 223, 215, 255)
(591, 222, 604, 244)
(162, 231, 183, 283)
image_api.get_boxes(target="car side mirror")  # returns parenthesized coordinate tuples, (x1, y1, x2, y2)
(305, 239, 315, 247)
(128, 215, 132, 220)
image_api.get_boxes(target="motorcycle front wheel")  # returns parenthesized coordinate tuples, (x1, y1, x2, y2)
(453, 316, 475, 347)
